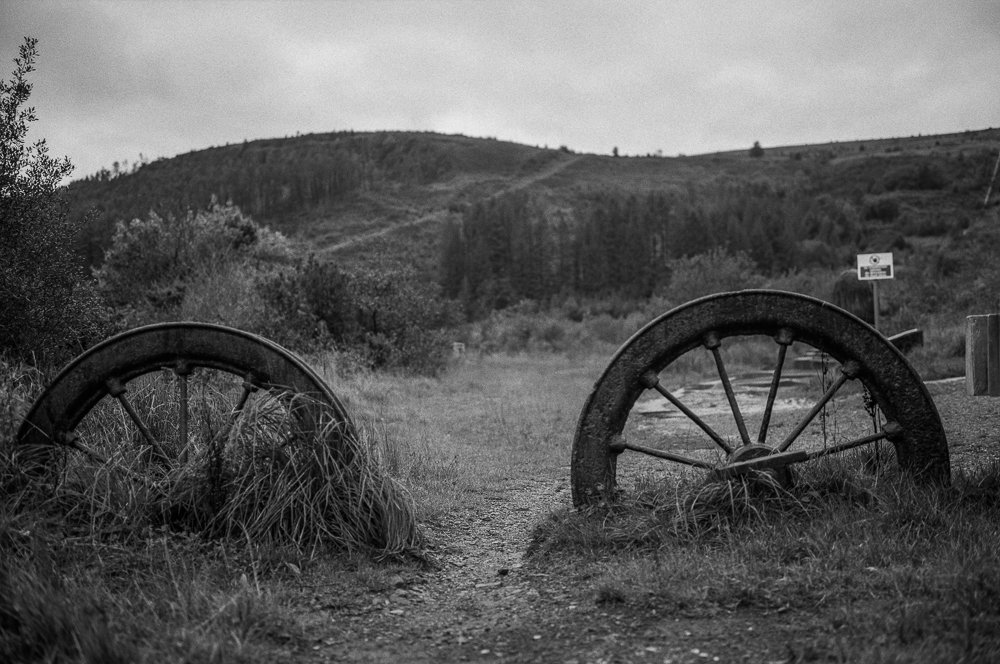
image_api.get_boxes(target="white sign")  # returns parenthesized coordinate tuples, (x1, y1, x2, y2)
(857, 252, 894, 280)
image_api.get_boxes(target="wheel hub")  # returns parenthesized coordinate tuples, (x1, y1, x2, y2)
(722, 444, 794, 488)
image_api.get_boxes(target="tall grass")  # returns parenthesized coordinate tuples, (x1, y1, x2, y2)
(311, 352, 595, 521)
(529, 454, 1000, 662)
(0, 530, 306, 662)
(0, 351, 425, 662)
(15, 371, 422, 557)
(3, 340, 993, 662)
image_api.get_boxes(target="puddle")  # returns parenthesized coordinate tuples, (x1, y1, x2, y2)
(633, 369, 817, 419)
(623, 363, 882, 468)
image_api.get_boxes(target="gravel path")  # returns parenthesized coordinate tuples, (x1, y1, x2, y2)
(292, 378, 997, 663)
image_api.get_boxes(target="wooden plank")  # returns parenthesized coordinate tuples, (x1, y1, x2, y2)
(966, 314, 1000, 396)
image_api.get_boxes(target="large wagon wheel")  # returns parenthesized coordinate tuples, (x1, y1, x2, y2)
(571, 290, 950, 507)
(17, 322, 356, 480)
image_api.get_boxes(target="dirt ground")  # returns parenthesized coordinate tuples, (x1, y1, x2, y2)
(286, 378, 997, 664)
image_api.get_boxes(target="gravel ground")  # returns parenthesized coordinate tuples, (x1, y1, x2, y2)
(288, 377, 997, 664)
(926, 377, 1000, 471)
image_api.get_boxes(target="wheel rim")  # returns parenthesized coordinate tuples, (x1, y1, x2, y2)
(17, 322, 356, 471)
(571, 290, 950, 506)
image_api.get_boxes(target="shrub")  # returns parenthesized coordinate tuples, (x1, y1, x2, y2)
(661, 248, 764, 303)
(0, 37, 111, 371)
(258, 260, 461, 374)
(881, 162, 949, 191)
(95, 200, 292, 313)
(349, 267, 462, 374)
(255, 256, 356, 349)
(863, 195, 900, 221)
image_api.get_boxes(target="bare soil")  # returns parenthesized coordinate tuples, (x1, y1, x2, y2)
(287, 378, 996, 664)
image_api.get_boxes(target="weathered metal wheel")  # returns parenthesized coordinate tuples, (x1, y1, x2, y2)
(17, 322, 356, 477)
(571, 290, 950, 506)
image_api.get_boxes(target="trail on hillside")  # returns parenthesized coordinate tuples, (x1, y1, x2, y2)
(325, 154, 583, 254)
(501, 153, 583, 195)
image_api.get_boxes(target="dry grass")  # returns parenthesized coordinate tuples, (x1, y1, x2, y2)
(0, 352, 425, 662)
(529, 453, 1000, 662)
(311, 351, 597, 520)
(3, 343, 999, 662)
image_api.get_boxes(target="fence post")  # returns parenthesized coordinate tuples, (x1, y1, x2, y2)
(966, 314, 1000, 396)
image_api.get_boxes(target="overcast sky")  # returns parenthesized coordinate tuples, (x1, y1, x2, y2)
(3, 1, 998, 182)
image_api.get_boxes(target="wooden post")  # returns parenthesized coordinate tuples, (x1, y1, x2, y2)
(872, 281, 880, 331)
(966, 314, 1000, 396)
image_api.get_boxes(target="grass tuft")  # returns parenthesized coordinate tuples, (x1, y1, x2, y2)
(0, 557, 137, 664)
(529, 453, 1000, 660)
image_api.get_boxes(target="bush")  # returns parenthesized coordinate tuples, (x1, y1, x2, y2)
(0, 37, 111, 371)
(881, 162, 949, 191)
(863, 195, 900, 222)
(255, 256, 355, 349)
(661, 248, 764, 303)
(96, 202, 459, 375)
(258, 260, 461, 374)
(95, 200, 292, 313)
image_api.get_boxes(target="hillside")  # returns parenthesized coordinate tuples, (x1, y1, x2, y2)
(64, 128, 1000, 289)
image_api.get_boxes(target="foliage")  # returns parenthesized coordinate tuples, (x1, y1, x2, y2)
(749, 140, 764, 158)
(882, 161, 949, 191)
(863, 194, 901, 221)
(440, 183, 865, 315)
(65, 131, 459, 265)
(94, 200, 292, 313)
(661, 247, 764, 302)
(0, 37, 110, 371)
(94, 198, 458, 374)
(255, 255, 359, 349)
(259, 258, 461, 374)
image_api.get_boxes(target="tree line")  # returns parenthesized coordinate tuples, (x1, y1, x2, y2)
(440, 183, 868, 317)
(64, 132, 456, 265)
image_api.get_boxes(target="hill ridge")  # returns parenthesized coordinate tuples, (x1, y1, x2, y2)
(63, 128, 1000, 282)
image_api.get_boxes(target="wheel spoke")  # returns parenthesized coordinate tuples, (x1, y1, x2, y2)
(806, 421, 901, 460)
(56, 431, 109, 465)
(640, 370, 733, 455)
(609, 436, 716, 470)
(757, 328, 794, 445)
(704, 332, 752, 447)
(175, 361, 192, 460)
(106, 377, 167, 460)
(214, 376, 257, 451)
(714, 450, 809, 479)
(776, 360, 859, 453)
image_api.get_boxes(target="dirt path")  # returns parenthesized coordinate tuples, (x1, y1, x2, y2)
(288, 378, 992, 663)
(293, 476, 815, 663)
(325, 154, 583, 254)
(299, 477, 576, 662)
(324, 209, 446, 254)
(502, 154, 583, 194)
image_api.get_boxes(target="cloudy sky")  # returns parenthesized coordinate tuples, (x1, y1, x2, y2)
(3, 1, 998, 182)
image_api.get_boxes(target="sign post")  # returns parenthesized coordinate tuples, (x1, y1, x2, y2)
(857, 252, 894, 330)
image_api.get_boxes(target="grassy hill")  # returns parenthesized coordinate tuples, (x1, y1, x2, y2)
(64, 127, 1000, 292)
